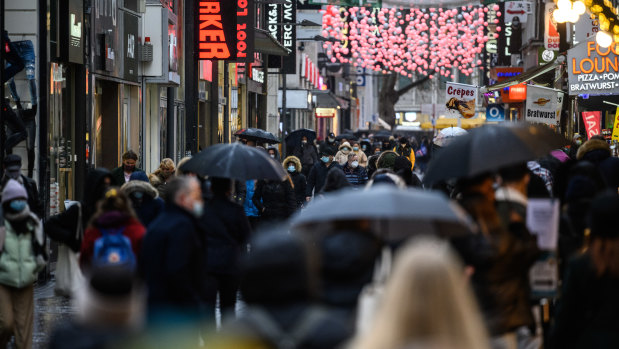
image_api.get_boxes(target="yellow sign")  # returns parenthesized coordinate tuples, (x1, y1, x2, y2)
(612, 107, 619, 142)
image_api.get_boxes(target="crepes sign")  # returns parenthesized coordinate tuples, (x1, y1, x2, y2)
(525, 85, 560, 125)
(445, 82, 477, 119)
(568, 39, 619, 95)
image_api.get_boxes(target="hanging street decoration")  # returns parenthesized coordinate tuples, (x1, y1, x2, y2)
(320, 5, 494, 79)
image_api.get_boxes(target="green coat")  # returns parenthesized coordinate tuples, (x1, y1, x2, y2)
(0, 217, 45, 289)
(110, 166, 144, 187)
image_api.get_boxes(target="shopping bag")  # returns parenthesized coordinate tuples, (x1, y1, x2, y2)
(54, 244, 84, 297)
(355, 246, 392, 333)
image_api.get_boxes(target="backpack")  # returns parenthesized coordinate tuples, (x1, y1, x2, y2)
(92, 227, 136, 270)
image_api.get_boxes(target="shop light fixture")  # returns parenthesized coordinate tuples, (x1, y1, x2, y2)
(573, 0, 587, 15)
(554, 0, 585, 23)
(596, 30, 613, 47)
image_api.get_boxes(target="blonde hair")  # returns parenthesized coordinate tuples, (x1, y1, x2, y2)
(351, 238, 490, 349)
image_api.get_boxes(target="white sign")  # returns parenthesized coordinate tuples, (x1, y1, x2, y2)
(575, 15, 599, 44)
(526, 198, 560, 250)
(251, 68, 264, 83)
(445, 82, 477, 119)
(505, 1, 532, 24)
(525, 85, 559, 125)
(544, 2, 560, 50)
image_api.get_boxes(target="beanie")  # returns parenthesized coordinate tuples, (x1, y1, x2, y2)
(129, 171, 150, 182)
(589, 191, 619, 239)
(2, 179, 28, 204)
(377, 151, 398, 170)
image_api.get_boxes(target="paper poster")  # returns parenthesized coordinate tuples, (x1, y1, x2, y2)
(582, 111, 602, 139)
(525, 85, 559, 125)
(526, 198, 560, 250)
(445, 82, 478, 119)
(611, 107, 619, 142)
(529, 251, 559, 298)
(545, 2, 560, 50)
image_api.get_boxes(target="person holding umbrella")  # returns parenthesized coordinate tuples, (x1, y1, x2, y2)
(293, 135, 318, 177)
(306, 147, 340, 202)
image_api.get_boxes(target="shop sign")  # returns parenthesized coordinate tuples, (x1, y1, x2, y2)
(445, 82, 478, 119)
(123, 12, 139, 82)
(486, 104, 505, 121)
(251, 68, 264, 83)
(538, 47, 556, 65)
(525, 85, 560, 125)
(68, 0, 84, 64)
(582, 111, 601, 139)
(281, 0, 297, 74)
(505, 1, 531, 24)
(611, 107, 619, 141)
(236, 0, 255, 62)
(267, 2, 283, 69)
(198, 0, 237, 60)
(315, 108, 336, 118)
(544, 2, 560, 50)
(567, 40, 619, 95)
(575, 14, 599, 44)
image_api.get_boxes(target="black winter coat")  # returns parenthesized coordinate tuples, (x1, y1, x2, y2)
(293, 144, 317, 169)
(253, 179, 296, 220)
(202, 195, 251, 275)
(289, 172, 307, 207)
(306, 162, 341, 197)
(551, 254, 619, 349)
(140, 203, 204, 310)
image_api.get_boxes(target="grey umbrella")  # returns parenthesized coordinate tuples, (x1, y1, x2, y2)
(290, 185, 475, 241)
(179, 143, 287, 181)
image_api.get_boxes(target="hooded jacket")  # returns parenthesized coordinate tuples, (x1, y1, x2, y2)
(45, 168, 113, 251)
(253, 177, 297, 220)
(284, 156, 307, 207)
(352, 147, 369, 168)
(393, 143, 416, 170)
(293, 143, 318, 170)
(120, 180, 165, 227)
(576, 139, 611, 164)
(334, 142, 353, 166)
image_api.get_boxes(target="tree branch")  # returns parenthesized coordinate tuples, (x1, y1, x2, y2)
(396, 75, 431, 97)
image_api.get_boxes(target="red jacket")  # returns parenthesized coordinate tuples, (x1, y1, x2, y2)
(79, 212, 146, 271)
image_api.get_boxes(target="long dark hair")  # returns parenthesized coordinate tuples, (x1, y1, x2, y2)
(588, 237, 619, 278)
(88, 187, 137, 228)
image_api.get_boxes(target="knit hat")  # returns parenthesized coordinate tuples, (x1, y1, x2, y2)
(589, 191, 619, 238)
(129, 171, 150, 182)
(377, 151, 398, 170)
(2, 179, 27, 204)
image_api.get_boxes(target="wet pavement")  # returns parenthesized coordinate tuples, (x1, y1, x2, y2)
(32, 279, 76, 349)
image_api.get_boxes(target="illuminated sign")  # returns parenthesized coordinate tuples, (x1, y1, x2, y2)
(236, 0, 255, 62)
(198, 0, 236, 60)
(281, 0, 296, 74)
(568, 40, 619, 95)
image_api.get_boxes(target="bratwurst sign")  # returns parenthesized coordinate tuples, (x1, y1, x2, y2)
(568, 39, 619, 95)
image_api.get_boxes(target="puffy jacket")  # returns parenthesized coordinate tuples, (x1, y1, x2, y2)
(352, 150, 368, 168)
(334, 142, 353, 166)
(393, 145, 416, 170)
(253, 179, 297, 220)
(0, 215, 45, 288)
(244, 180, 260, 217)
(283, 156, 307, 207)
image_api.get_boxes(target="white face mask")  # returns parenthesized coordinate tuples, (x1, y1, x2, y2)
(192, 201, 204, 217)
(351, 161, 359, 168)
(301, 140, 307, 144)
(270, 154, 275, 159)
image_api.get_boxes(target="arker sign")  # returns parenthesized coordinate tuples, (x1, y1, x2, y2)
(568, 39, 619, 95)
(198, 0, 254, 61)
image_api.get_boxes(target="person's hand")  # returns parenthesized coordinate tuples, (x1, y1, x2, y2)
(306, 196, 311, 202)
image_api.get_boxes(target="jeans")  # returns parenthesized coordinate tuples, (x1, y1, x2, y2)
(2, 32, 24, 83)
(7, 40, 37, 107)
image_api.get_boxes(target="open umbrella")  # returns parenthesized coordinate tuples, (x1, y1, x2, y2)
(335, 133, 357, 141)
(432, 127, 467, 147)
(235, 128, 280, 144)
(290, 185, 474, 242)
(179, 143, 287, 181)
(285, 128, 316, 148)
(424, 123, 567, 185)
(372, 130, 392, 141)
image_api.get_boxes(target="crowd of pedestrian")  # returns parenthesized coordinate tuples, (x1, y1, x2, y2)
(1, 126, 619, 349)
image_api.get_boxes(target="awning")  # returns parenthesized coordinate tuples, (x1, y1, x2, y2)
(315, 91, 344, 108)
(254, 29, 291, 56)
(377, 117, 392, 130)
(480, 60, 561, 93)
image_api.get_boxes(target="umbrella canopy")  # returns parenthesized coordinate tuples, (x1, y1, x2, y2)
(335, 133, 357, 141)
(290, 185, 474, 241)
(372, 130, 392, 140)
(179, 143, 287, 181)
(424, 123, 567, 185)
(235, 128, 280, 144)
(285, 128, 316, 148)
(433, 127, 468, 147)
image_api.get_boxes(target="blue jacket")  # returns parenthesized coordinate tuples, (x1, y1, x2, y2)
(244, 180, 259, 217)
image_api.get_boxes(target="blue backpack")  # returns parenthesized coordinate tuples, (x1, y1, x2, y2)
(92, 227, 136, 270)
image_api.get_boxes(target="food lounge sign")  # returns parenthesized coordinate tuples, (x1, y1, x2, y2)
(568, 39, 619, 95)
(198, 0, 254, 61)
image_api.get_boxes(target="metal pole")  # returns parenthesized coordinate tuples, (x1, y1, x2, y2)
(38, 0, 48, 217)
(0, 0, 5, 161)
(282, 73, 287, 156)
(224, 63, 229, 143)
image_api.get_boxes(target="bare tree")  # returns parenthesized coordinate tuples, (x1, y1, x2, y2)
(378, 73, 430, 128)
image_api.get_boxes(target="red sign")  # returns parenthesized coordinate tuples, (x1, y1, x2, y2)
(582, 111, 602, 139)
(316, 108, 336, 118)
(198, 1, 236, 60)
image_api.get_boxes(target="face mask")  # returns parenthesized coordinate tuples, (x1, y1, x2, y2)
(362, 145, 367, 150)
(342, 148, 350, 152)
(270, 154, 275, 159)
(9, 200, 27, 212)
(328, 137, 335, 142)
(301, 140, 307, 144)
(132, 191, 144, 200)
(351, 161, 359, 168)
(124, 164, 135, 172)
(576, 140, 582, 146)
(321, 156, 330, 163)
(192, 201, 204, 217)
(288, 165, 296, 172)
(353, 147, 359, 151)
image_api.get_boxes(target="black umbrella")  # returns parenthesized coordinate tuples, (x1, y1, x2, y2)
(354, 129, 370, 138)
(335, 133, 357, 141)
(290, 185, 474, 241)
(235, 128, 280, 144)
(423, 123, 568, 185)
(285, 128, 316, 148)
(179, 143, 287, 181)
(372, 130, 392, 140)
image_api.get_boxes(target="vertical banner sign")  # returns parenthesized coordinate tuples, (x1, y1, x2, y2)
(281, 0, 297, 74)
(68, 0, 84, 64)
(575, 14, 599, 44)
(497, 2, 510, 66)
(525, 86, 559, 125)
(236, 0, 255, 62)
(582, 111, 602, 139)
(267, 3, 282, 68)
(445, 82, 478, 119)
(198, 0, 237, 60)
(611, 107, 619, 141)
(545, 2, 560, 50)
